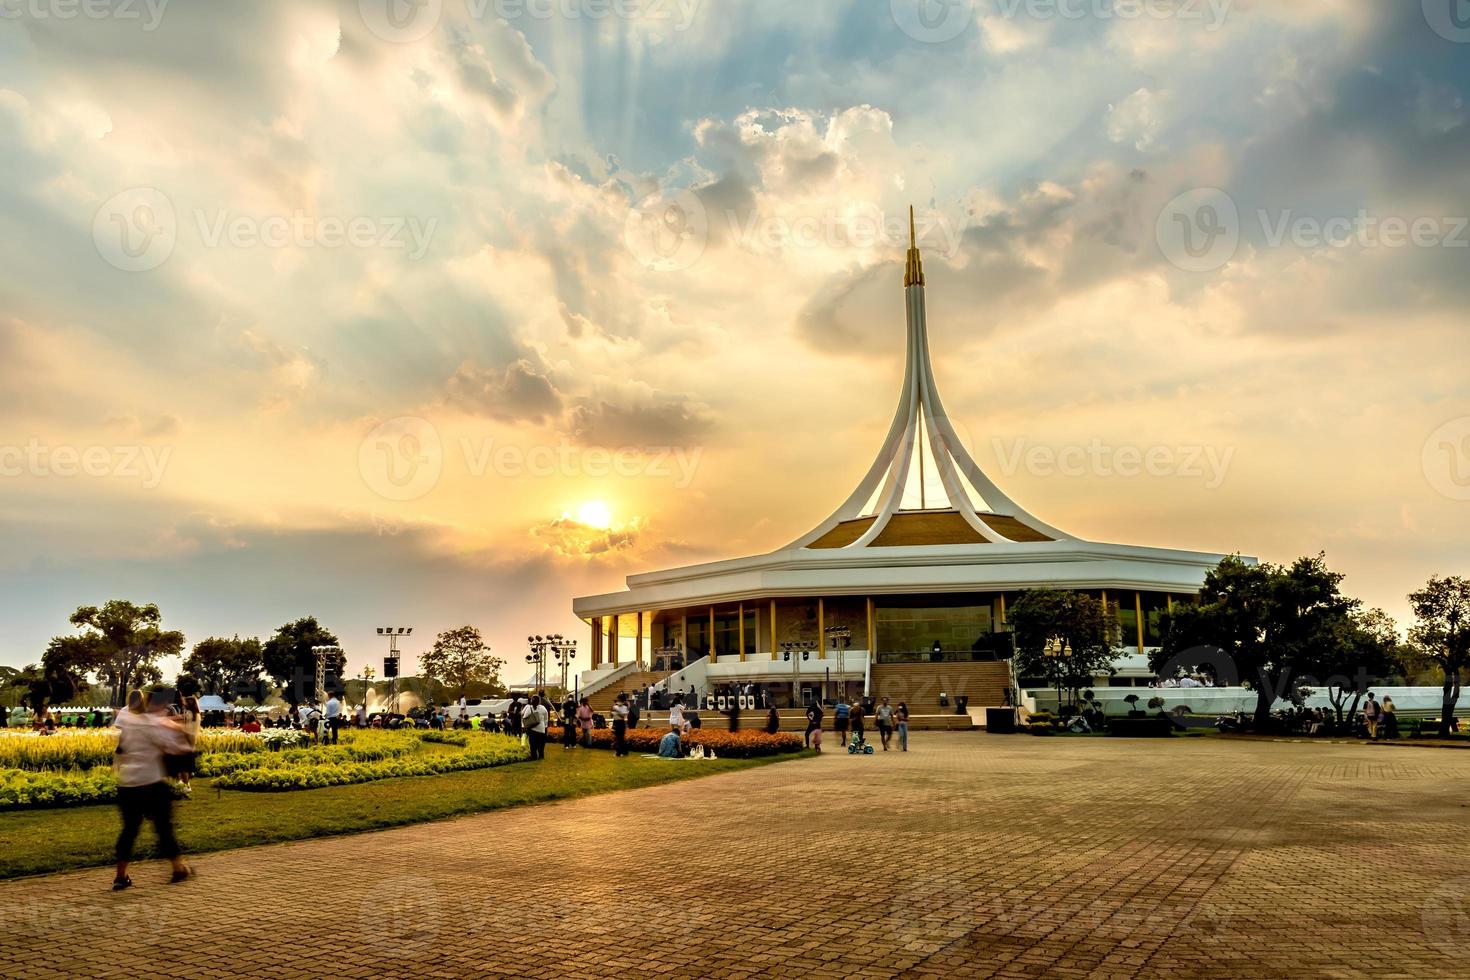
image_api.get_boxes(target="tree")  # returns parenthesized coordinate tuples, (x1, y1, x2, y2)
(1010, 589, 1120, 711)
(182, 635, 266, 700)
(1156, 555, 1357, 728)
(1319, 608, 1404, 727)
(53, 601, 184, 707)
(262, 617, 343, 711)
(418, 626, 504, 701)
(1408, 575, 1470, 737)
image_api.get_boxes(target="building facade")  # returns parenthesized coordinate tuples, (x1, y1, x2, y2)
(572, 210, 1250, 707)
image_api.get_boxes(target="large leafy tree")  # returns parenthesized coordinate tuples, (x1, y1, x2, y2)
(262, 617, 343, 710)
(1319, 608, 1405, 726)
(418, 626, 504, 701)
(55, 601, 185, 707)
(1010, 589, 1120, 710)
(1408, 575, 1470, 737)
(1157, 555, 1357, 727)
(181, 635, 266, 700)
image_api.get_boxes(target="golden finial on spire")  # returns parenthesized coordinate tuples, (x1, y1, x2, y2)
(904, 204, 925, 288)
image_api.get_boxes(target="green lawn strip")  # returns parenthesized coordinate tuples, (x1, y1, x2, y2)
(0, 747, 807, 880)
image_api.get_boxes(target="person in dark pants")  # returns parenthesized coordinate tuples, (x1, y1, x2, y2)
(848, 700, 866, 748)
(561, 695, 578, 749)
(765, 704, 781, 735)
(628, 697, 641, 731)
(113, 689, 193, 890)
(611, 693, 630, 757)
(521, 695, 548, 760)
(804, 700, 823, 747)
(726, 699, 741, 732)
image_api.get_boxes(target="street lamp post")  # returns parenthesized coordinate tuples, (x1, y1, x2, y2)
(376, 627, 412, 714)
(1044, 636, 1071, 715)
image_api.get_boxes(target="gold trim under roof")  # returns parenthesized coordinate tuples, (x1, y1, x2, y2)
(903, 204, 925, 288)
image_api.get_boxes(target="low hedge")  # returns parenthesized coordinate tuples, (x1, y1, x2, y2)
(214, 736, 528, 791)
(546, 726, 803, 758)
(0, 767, 116, 810)
(195, 739, 420, 777)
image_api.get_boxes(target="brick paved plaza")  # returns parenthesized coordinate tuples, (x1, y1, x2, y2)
(5, 733, 1470, 978)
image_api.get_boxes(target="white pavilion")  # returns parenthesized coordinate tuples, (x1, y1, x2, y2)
(572, 209, 1248, 712)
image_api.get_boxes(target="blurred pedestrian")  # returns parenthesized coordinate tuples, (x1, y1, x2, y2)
(833, 698, 850, 746)
(577, 696, 594, 747)
(875, 696, 894, 751)
(896, 701, 910, 752)
(804, 699, 823, 748)
(561, 695, 578, 749)
(113, 689, 192, 890)
(522, 695, 549, 760)
(173, 694, 202, 793)
(765, 703, 780, 735)
(325, 690, 343, 745)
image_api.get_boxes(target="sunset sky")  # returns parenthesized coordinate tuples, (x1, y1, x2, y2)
(2, 1, 1467, 683)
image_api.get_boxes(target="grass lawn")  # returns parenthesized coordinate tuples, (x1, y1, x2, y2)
(0, 744, 806, 880)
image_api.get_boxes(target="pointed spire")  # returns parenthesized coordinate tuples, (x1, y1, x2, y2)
(904, 204, 925, 288)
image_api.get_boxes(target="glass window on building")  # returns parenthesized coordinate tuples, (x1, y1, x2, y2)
(1141, 592, 1169, 647)
(1110, 590, 1139, 649)
(686, 616, 709, 659)
(713, 609, 740, 658)
(875, 597, 993, 657)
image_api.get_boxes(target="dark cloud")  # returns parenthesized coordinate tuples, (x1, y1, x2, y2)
(446, 357, 563, 424)
(567, 388, 714, 447)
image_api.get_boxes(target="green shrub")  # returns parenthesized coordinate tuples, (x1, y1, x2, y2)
(0, 767, 117, 810)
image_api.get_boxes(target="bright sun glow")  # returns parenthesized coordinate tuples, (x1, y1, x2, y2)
(575, 500, 613, 529)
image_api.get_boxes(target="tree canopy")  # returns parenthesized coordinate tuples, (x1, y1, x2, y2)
(261, 617, 343, 707)
(1409, 575, 1470, 736)
(1010, 589, 1120, 709)
(417, 626, 504, 701)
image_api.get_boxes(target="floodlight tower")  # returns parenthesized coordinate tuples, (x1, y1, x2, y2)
(376, 626, 413, 713)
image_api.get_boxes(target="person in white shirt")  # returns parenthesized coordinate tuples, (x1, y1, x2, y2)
(668, 696, 687, 734)
(113, 689, 193, 890)
(611, 693, 631, 757)
(324, 693, 343, 744)
(521, 695, 549, 760)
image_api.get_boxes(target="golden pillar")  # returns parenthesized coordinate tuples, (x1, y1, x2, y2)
(635, 611, 644, 670)
(1135, 591, 1145, 654)
(738, 602, 745, 662)
(866, 597, 875, 655)
(608, 613, 618, 666)
(770, 600, 777, 661)
(708, 606, 716, 664)
(817, 598, 825, 659)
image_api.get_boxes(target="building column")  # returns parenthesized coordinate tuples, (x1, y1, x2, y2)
(708, 606, 717, 664)
(770, 600, 778, 661)
(608, 613, 618, 666)
(1135, 591, 1145, 654)
(635, 612, 644, 670)
(738, 603, 745, 662)
(818, 598, 826, 659)
(681, 612, 688, 662)
(591, 617, 602, 669)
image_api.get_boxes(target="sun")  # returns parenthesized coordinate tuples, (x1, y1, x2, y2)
(575, 500, 613, 529)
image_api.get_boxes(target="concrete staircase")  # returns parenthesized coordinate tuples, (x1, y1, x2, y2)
(586, 670, 672, 713)
(869, 661, 1011, 715)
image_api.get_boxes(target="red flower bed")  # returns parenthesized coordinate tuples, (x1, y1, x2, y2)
(545, 726, 802, 758)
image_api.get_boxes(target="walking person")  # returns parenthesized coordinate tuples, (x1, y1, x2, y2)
(1381, 695, 1399, 740)
(173, 694, 202, 793)
(833, 698, 850, 747)
(577, 696, 594, 747)
(669, 695, 688, 735)
(896, 701, 910, 752)
(1362, 692, 1381, 740)
(875, 696, 894, 751)
(628, 696, 641, 731)
(765, 703, 781, 735)
(612, 693, 631, 757)
(113, 689, 193, 890)
(726, 697, 741, 733)
(804, 699, 823, 748)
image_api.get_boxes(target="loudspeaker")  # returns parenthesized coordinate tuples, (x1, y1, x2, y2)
(384, 657, 400, 678)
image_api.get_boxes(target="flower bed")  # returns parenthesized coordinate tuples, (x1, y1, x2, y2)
(195, 737, 421, 777)
(545, 727, 803, 759)
(214, 736, 528, 791)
